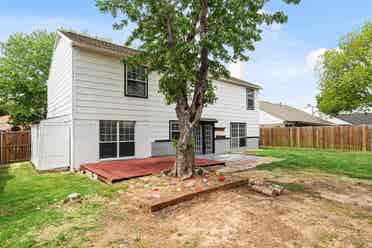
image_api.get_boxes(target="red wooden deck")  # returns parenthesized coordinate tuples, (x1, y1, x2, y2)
(80, 156, 225, 183)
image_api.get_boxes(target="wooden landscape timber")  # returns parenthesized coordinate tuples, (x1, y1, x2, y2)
(147, 178, 285, 212)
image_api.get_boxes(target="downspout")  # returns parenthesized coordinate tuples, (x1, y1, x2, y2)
(70, 40, 75, 171)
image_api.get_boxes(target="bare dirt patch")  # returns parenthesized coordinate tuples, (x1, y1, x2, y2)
(83, 163, 372, 247)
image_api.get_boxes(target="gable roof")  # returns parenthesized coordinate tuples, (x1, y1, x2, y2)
(60, 30, 138, 57)
(259, 101, 331, 125)
(336, 113, 372, 125)
(58, 30, 261, 90)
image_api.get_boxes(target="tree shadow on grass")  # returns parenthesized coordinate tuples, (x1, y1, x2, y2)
(0, 165, 14, 194)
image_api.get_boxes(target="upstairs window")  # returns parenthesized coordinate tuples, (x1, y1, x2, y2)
(125, 64, 148, 98)
(246, 88, 255, 110)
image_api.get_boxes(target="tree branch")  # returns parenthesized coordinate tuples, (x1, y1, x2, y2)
(190, 0, 208, 125)
(166, 16, 175, 48)
(186, 10, 199, 42)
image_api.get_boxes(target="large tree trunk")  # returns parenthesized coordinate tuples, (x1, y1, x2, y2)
(174, 135, 195, 179)
(172, 103, 197, 179)
(169, 0, 209, 179)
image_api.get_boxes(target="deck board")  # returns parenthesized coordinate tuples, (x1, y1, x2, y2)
(80, 156, 224, 183)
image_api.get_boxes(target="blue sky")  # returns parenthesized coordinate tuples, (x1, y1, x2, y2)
(0, 0, 371, 108)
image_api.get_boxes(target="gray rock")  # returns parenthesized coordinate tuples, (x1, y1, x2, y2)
(67, 193, 81, 202)
(185, 180, 196, 188)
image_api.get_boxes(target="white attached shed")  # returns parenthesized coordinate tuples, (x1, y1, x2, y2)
(31, 119, 70, 170)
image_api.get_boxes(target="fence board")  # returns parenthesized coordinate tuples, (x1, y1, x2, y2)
(0, 131, 31, 164)
(260, 125, 372, 152)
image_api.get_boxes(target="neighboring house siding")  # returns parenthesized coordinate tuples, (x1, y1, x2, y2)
(259, 110, 283, 126)
(47, 35, 73, 119)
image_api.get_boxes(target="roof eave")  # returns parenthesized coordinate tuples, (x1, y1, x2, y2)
(284, 120, 332, 126)
(71, 42, 130, 58)
(217, 78, 262, 90)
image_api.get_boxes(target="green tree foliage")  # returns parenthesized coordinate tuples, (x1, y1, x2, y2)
(0, 31, 55, 127)
(96, 0, 300, 177)
(316, 21, 372, 115)
(0, 106, 7, 116)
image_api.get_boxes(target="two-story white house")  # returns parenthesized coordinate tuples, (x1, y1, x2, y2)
(31, 30, 261, 171)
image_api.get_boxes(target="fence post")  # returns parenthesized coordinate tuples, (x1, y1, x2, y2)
(0, 131, 3, 164)
(362, 125, 367, 152)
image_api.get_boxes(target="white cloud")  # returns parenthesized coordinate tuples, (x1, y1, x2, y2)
(245, 27, 322, 108)
(306, 48, 328, 71)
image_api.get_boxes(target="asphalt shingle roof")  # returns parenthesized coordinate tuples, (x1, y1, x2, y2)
(60, 30, 137, 56)
(336, 113, 372, 125)
(259, 101, 331, 125)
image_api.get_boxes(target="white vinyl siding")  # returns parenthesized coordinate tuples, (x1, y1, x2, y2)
(70, 46, 259, 168)
(47, 35, 73, 118)
(72, 48, 149, 122)
(147, 75, 259, 141)
(72, 47, 259, 139)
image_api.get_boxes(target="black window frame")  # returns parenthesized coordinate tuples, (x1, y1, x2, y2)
(169, 120, 180, 141)
(124, 64, 149, 98)
(99, 120, 135, 159)
(246, 88, 255, 110)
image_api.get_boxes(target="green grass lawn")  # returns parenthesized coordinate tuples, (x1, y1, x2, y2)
(1, 150, 372, 247)
(0, 163, 121, 248)
(253, 148, 372, 180)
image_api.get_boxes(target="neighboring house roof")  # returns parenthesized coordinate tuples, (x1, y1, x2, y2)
(301, 106, 351, 125)
(58, 30, 261, 90)
(259, 101, 331, 125)
(336, 113, 372, 125)
(0, 115, 11, 131)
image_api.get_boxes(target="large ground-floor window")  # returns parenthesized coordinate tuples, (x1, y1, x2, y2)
(230, 122, 247, 149)
(99, 120, 135, 159)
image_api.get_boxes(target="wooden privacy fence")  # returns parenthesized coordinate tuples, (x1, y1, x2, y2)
(0, 131, 31, 164)
(260, 125, 372, 152)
